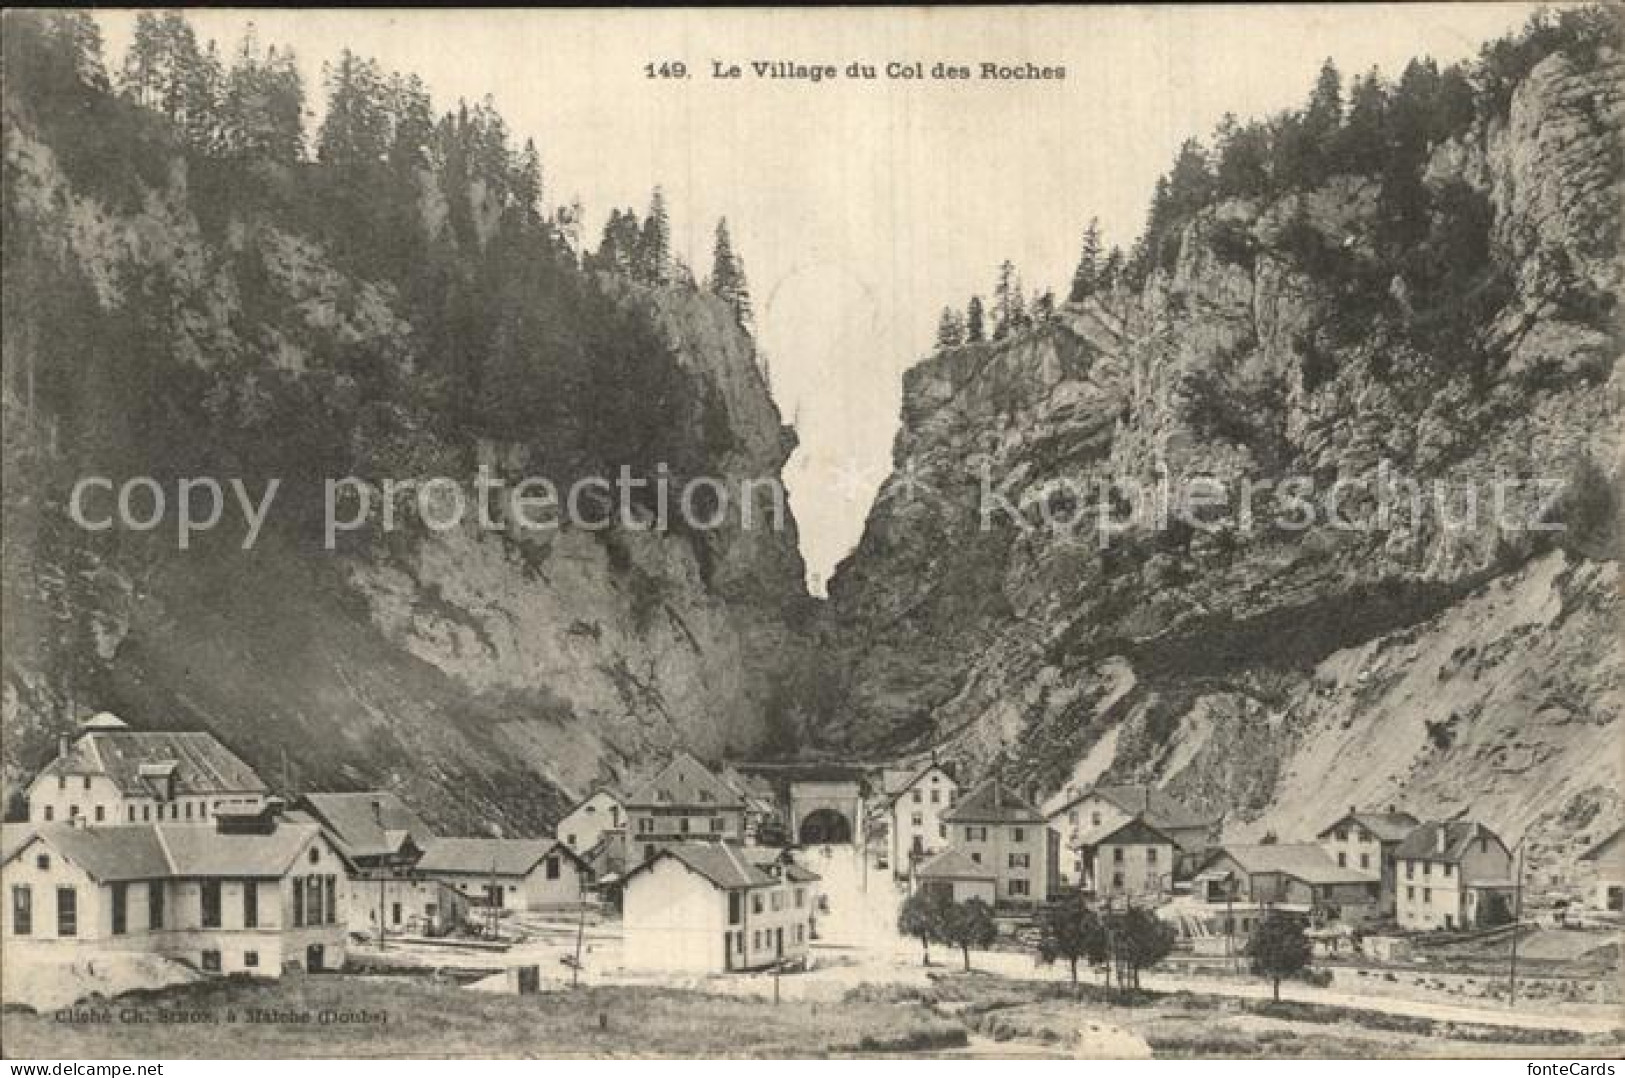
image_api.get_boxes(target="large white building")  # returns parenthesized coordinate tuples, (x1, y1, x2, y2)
(26, 714, 269, 827)
(1, 811, 350, 975)
(557, 789, 625, 854)
(1393, 821, 1515, 932)
(621, 843, 819, 974)
(876, 763, 958, 878)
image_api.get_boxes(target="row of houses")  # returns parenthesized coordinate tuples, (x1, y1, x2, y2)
(3, 724, 825, 981)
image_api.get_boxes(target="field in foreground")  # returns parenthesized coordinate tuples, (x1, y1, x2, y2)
(0, 975, 965, 1059)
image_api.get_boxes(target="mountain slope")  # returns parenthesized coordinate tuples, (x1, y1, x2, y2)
(824, 39, 1623, 881)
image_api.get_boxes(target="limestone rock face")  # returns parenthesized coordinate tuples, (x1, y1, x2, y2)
(825, 48, 1623, 877)
(1, 94, 811, 834)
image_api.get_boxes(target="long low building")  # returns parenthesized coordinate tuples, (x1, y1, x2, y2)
(415, 837, 589, 911)
(1, 813, 350, 976)
(1198, 842, 1382, 924)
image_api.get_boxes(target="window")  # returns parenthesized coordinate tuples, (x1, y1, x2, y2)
(638, 818, 653, 834)
(149, 882, 164, 930)
(1091, 812, 1102, 827)
(58, 776, 65, 791)
(1442, 863, 1453, 878)
(92, 805, 105, 822)
(1406, 862, 1415, 879)
(1406, 886, 1415, 901)
(1112, 847, 1125, 864)
(111, 882, 128, 936)
(1424, 888, 1432, 904)
(771, 891, 784, 912)
(143, 806, 151, 822)
(970, 852, 982, 865)
(201, 881, 222, 928)
(546, 856, 561, 881)
(1147, 847, 1158, 865)
(710, 817, 724, 833)
(930, 789, 940, 804)
(1069, 810, 1079, 825)
(939, 824, 947, 839)
(244, 951, 259, 969)
(679, 817, 691, 835)
(794, 888, 805, 908)
(292, 878, 305, 927)
(966, 826, 986, 842)
(1423, 862, 1432, 877)
(1360, 853, 1370, 870)
(1337, 851, 1347, 868)
(1009, 853, 1029, 869)
(1012, 828, 1025, 843)
(699, 790, 714, 803)
(1112, 872, 1124, 890)
(69, 805, 79, 819)
(42, 807, 53, 822)
(83, 776, 92, 791)
(752, 893, 764, 915)
(728, 892, 743, 925)
(912, 790, 922, 804)
(127, 806, 136, 822)
(325, 876, 337, 924)
(794, 924, 803, 944)
(201, 950, 221, 973)
(35, 854, 50, 871)
(911, 813, 923, 827)
(1009, 879, 1029, 897)
(567, 834, 577, 846)
(12, 886, 31, 935)
(57, 887, 77, 937)
(1335, 827, 1348, 842)
(309, 847, 321, 865)
(184, 802, 193, 820)
(243, 881, 258, 928)
(392, 903, 402, 926)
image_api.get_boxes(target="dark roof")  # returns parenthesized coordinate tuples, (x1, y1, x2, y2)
(2, 822, 328, 882)
(1211, 843, 1377, 885)
(1093, 817, 1178, 848)
(38, 730, 268, 797)
(943, 779, 1043, 824)
(1317, 809, 1421, 843)
(1394, 821, 1508, 864)
(1580, 825, 1625, 862)
(1, 824, 35, 865)
(298, 792, 433, 859)
(626, 752, 744, 810)
(623, 842, 820, 891)
(417, 837, 580, 877)
(915, 848, 995, 880)
(1055, 784, 1211, 831)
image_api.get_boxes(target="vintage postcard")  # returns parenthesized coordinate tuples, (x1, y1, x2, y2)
(1, 4, 1621, 1063)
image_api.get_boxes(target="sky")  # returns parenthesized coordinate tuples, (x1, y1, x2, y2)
(97, 5, 1545, 592)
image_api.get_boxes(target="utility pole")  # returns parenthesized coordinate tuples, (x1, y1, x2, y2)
(1508, 840, 1526, 1007)
(571, 877, 588, 988)
(377, 872, 386, 950)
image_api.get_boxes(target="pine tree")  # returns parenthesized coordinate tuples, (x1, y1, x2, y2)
(386, 72, 435, 172)
(1100, 246, 1125, 292)
(709, 218, 753, 327)
(1033, 289, 1055, 322)
(512, 137, 543, 221)
(935, 306, 966, 349)
(992, 260, 1026, 339)
(636, 187, 672, 284)
(318, 50, 392, 166)
(219, 29, 304, 163)
(1069, 218, 1103, 302)
(965, 295, 986, 343)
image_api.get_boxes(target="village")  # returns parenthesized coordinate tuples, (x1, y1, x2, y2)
(2, 710, 1621, 1055)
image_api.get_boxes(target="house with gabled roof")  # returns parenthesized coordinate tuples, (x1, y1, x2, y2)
(914, 847, 996, 905)
(1198, 842, 1382, 924)
(1080, 816, 1178, 900)
(27, 713, 269, 828)
(1579, 825, 1625, 914)
(621, 842, 820, 973)
(874, 762, 958, 879)
(942, 779, 1055, 907)
(1393, 821, 1515, 932)
(415, 837, 589, 912)
(292, 791, 466, 937)
(624, 751, 746, 864)
(1, 811, 349, 976)
(1047, 783, 1215, 885)
(557, 788, 625, 854)
(1316, 805, 1420, 917)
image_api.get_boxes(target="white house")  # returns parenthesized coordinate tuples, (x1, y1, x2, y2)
(415, 837, 589, 912)
(914, 848, 996, 905)
(27, 714, 269, 827)
(878, 763, 958, 878)
(1, 812, 350, 976)
(1579, 825, 1625, 913)
(621, 843, 819, 974)
(1315, 806, 1419, 917)
(1048, 784, 1214, 886)
(1080, 816, 1178, 899)
(557, 790, 625, 854)
(625, 753, 747, 864)
(1393, 821, 1515, 932)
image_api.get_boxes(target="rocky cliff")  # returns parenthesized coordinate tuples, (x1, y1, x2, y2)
(825, 45, 1623, 880)
(0, 16, 813, 832)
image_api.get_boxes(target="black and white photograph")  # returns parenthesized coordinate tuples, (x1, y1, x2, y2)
(0, 4, 1621, 1063)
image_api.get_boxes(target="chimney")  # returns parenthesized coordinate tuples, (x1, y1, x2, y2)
(58, 732, 72, 761)
(1435, 826, 1447, 854)
(371, 798, 384, 827)
(1349, 804, 1357, 817)
(1387, 804, 1398, 815)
